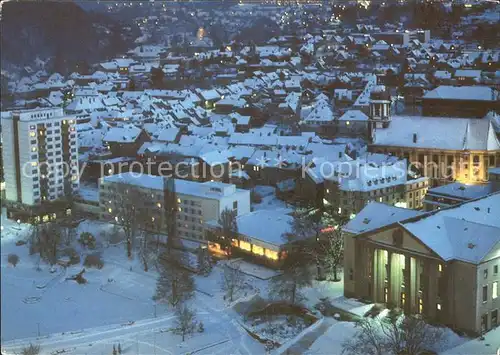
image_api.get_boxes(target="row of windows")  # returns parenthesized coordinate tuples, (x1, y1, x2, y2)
(177, 222, 203, 232)
(178, 198, 201, 207)
(483, 265, 499, 279)
(179, 207, 203, 215)
(482, 282, 498, 302)
(177, 215, 203, 224)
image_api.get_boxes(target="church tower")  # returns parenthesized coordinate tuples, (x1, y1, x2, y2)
(369, 85, 391, 129)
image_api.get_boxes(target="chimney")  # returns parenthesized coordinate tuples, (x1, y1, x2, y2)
(413, 133, 417, 143)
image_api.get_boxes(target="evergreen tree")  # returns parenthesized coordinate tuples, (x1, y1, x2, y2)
(154, 249, 194, 308)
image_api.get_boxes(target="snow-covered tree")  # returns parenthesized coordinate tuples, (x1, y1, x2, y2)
(270, 238, 312, 305)
(111, 182, 146, 259)
(208, 208, 238, 258)
(154, 250, 194, 308)
(342, 314, 443, 355)
(221, 263, 245, 302)
(196, 246, 212, 276)
(173, 305, 197, 342)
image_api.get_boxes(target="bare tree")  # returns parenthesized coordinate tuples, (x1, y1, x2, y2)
(59, 226, 77, 247)
(173, 305, 197, 342)
(291, 204, 348, 281)
(36, 223, 61, 265)
(208, 208, 238, 258)
(137, 230, 151, 272)
(342, 317, 385, 355)
(20, 343, 41, 355)
(111, 183, 146, 259)
(154, 249, 194, 308)
(270, 239, 312, 305)
(221, 263, 245, 302)
(343, 314, 443, 355)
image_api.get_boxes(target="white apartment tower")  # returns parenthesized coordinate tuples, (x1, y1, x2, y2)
(2, 108, 79, 220)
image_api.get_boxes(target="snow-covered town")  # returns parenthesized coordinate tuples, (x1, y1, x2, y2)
(1, 1, 499, 354)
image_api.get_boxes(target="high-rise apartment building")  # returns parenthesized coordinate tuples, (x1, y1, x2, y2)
(2, 107, 79, 221)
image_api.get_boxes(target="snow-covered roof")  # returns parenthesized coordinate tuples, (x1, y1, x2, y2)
(423, 85, 497, 102)
(303, 99, 334, 123)
(101, 173, 246, 201)
(373, 116, 500, 151)
(428, 182, 498, 200)
(235, 209, 292, 246)
(344, 202, 424, 234)
(103, 125, 143, 143)
(155, 127, 180, 142)
(338, 110, 368, 121)
(403, 193, 500, 264)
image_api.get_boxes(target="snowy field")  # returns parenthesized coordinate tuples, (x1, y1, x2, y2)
(0, 208, 486, 355)
(0, 210, 267, 355)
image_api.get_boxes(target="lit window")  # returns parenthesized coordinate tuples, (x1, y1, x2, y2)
(31, 162, 37, 167)
(493, 282, 498, 300)
(31, 147, 37, 152)
(157, 202, 162, 208)
(253, 245, 264, 256)
(239, 241, 251, 252)
(346, 121, 350, 125)
(265, 249, 278, 260)
(108, 208, 113, 213)
(151, 217, 155, 222)
(438, 264, 443, 272)
(71, 175, 77, 181)
(326, 189, 330, 194)
(29, 132, 36, 137)
(437, 303, 441, 310)
(177, 198, 181, 203)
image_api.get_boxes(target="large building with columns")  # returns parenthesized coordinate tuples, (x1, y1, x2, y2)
(343, 193, 500, 335)
(370, 115, 500, 186)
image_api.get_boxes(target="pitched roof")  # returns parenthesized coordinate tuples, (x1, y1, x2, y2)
(344, 202, 425, 234)
(423, 85, 497, 101)
(373, 116, 500, 151)
(402, 193, 500, 264)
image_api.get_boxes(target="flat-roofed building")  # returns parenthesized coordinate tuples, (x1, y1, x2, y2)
(99, 173, 250, 242)
(207, 208, 292, 265)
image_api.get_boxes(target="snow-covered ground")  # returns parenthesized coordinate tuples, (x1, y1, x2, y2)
(440, 327, 500, 355)
(0, 208, 477, 355)
(0, 210, 267, 354)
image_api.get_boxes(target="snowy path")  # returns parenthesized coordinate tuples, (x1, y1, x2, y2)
(2, 290, 264, 355)
(281, 318, 335, 355)
(1, 315, 176, 354)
